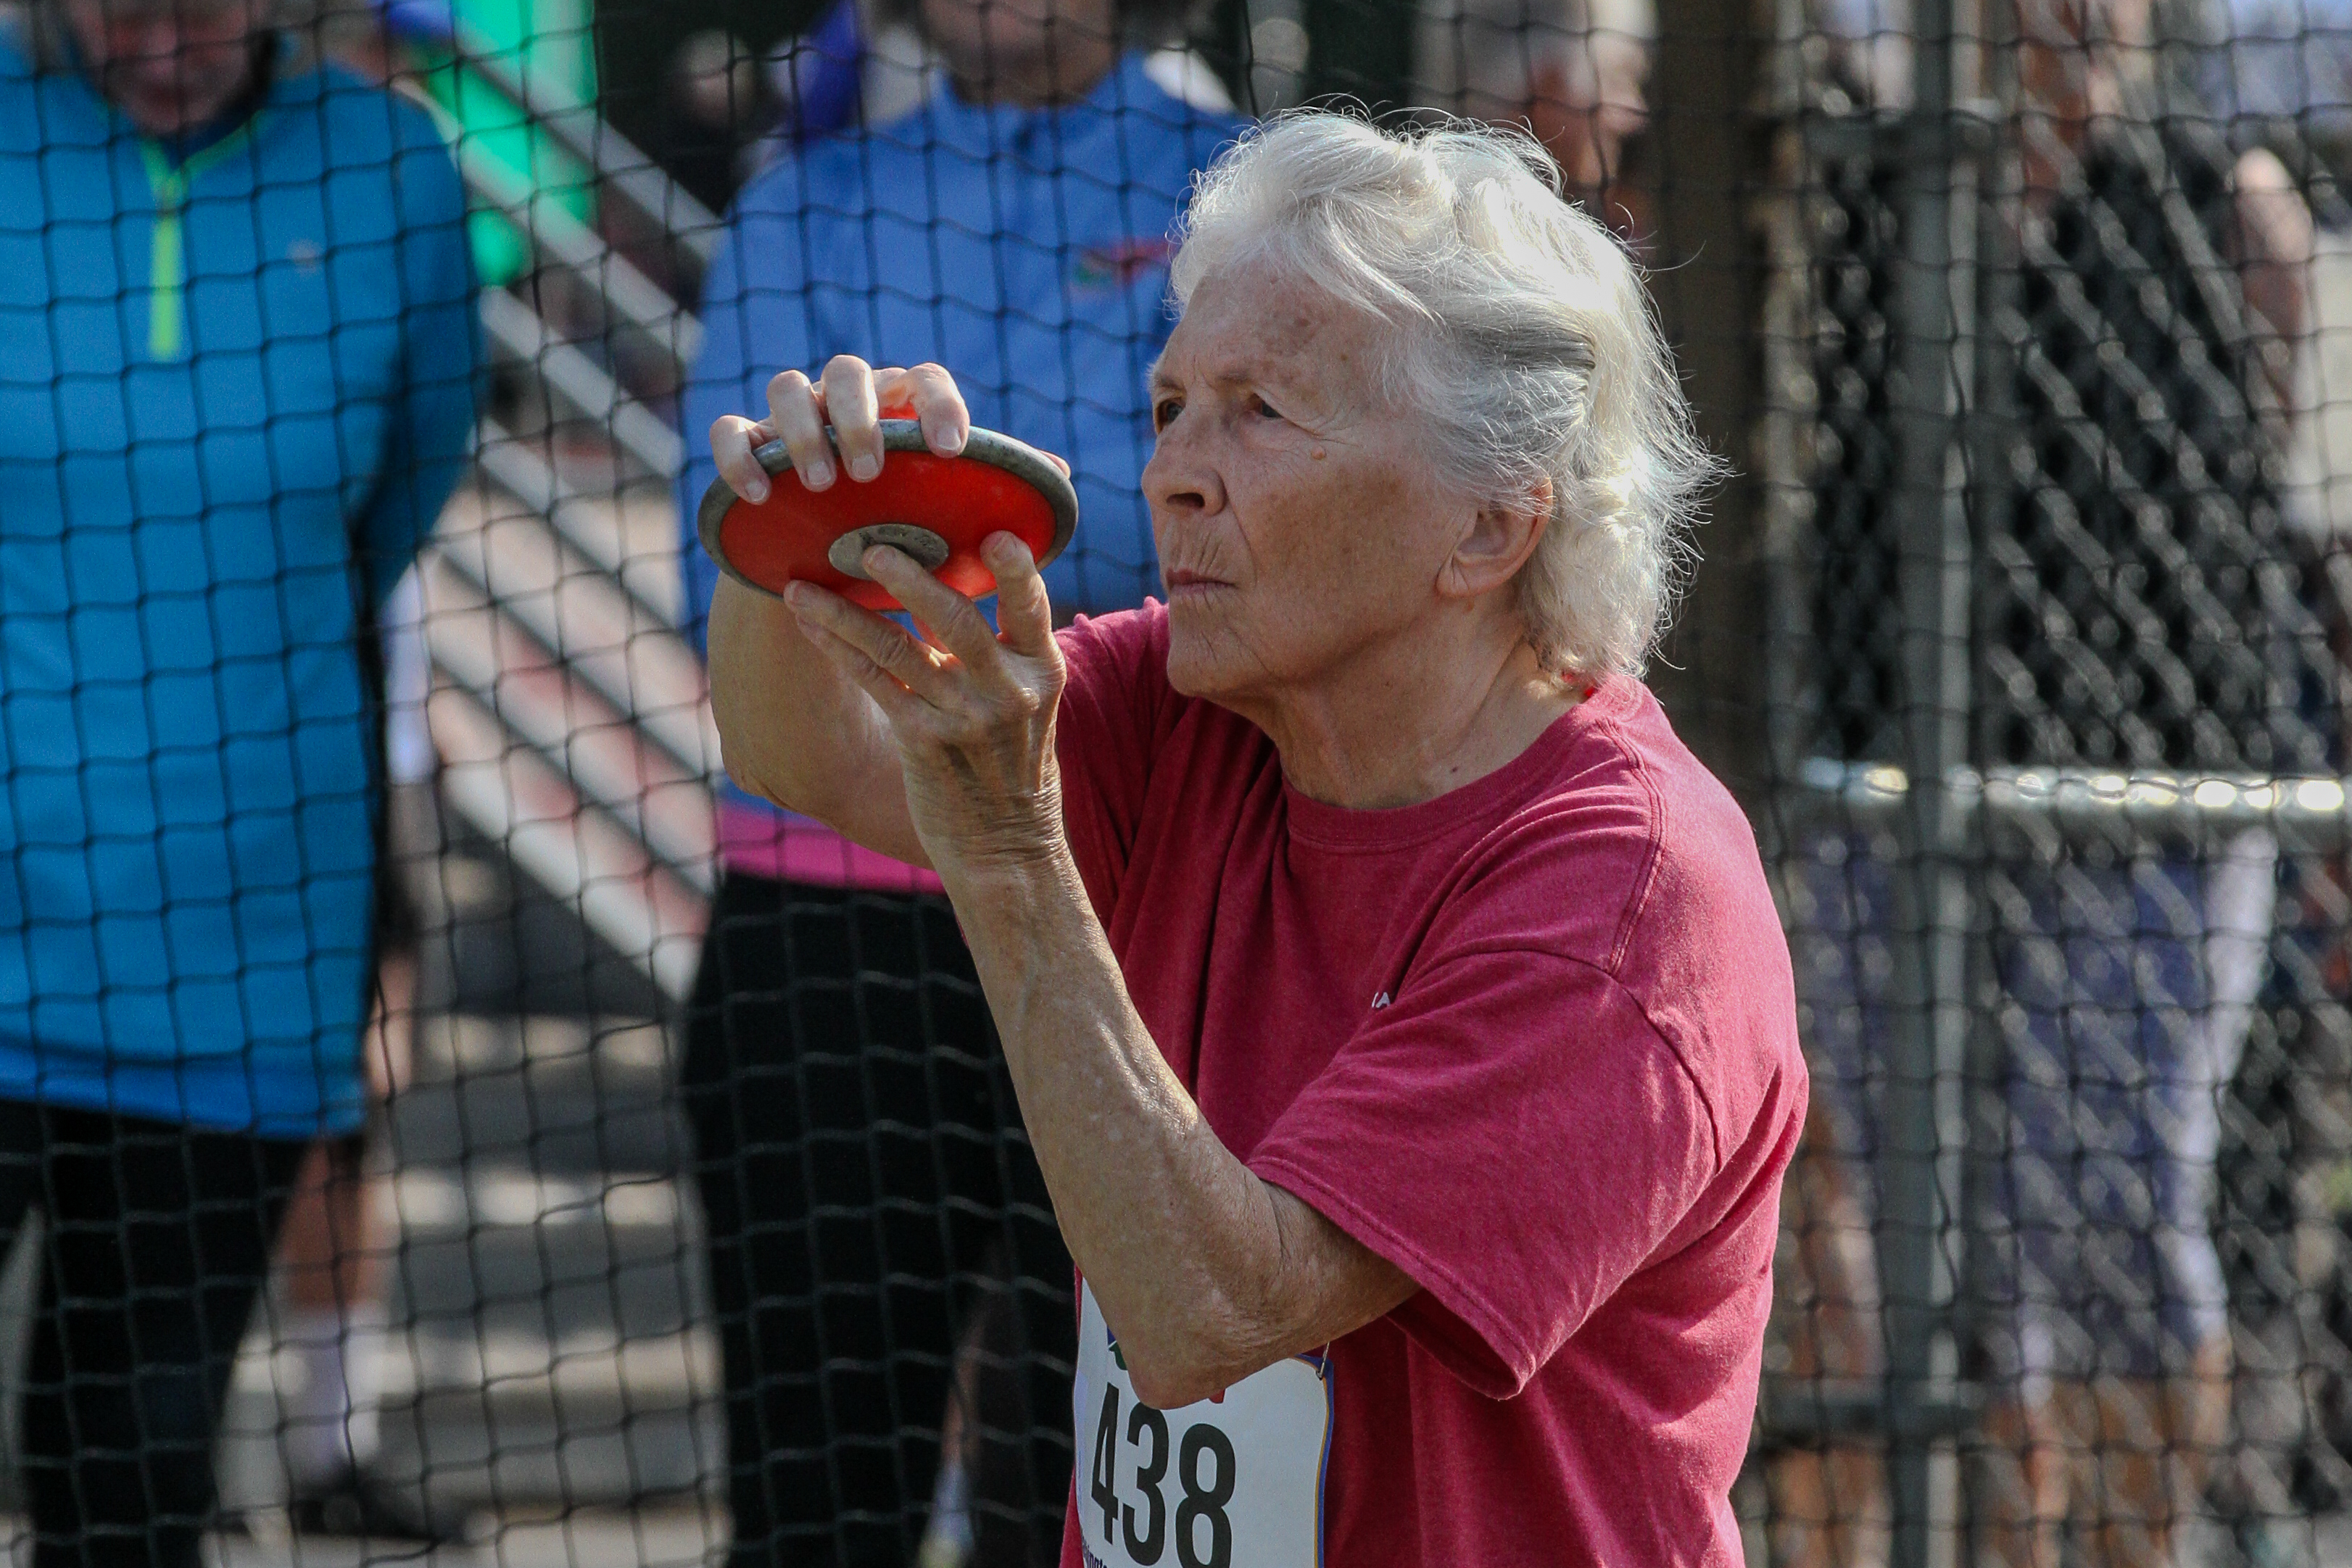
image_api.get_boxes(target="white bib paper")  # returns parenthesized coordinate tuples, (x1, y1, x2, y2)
(1073, 1279, 1333, 1568)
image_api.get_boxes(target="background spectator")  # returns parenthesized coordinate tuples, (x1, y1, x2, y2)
(1781, 0, 2338, 1556)
(1414, 0, 1654, 227)
(0, 0, 475, 1563)
(2206, 0, 2352, 186)
(652, 28, 775, 215)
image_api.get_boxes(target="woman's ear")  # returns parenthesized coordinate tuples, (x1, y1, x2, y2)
(1438, 478, 1553, 601)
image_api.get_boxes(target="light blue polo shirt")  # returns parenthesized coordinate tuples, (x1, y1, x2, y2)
(0, 29, 478, 1134)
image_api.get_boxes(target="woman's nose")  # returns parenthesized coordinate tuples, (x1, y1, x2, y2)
(1141, 420, 1224, 518)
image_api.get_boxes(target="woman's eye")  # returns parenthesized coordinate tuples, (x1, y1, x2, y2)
(1250, 395, 1284, 420)
(1153, 397, 1183, 431)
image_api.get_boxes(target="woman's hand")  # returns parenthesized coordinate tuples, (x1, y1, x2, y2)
(783, 531, 1069, 879)
(702, 355, 978, 867)
(710, 355, 973, 502)
(726, 353, 1069, 877)
(703, 354, 1076, 869)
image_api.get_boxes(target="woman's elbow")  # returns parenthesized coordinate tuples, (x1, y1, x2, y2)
(1118, 1325, 1268, 1412)
(708, 677, 815, 816)
(1124, 1356, 1232, 1413)
(721, 752, 797, 813)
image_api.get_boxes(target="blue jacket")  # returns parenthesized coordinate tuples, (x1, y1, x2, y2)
(678, 52, 1242, 836)
(0, 28, 477, 1135)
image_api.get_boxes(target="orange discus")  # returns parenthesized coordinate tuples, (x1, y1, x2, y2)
(697, 419, 1079, 613)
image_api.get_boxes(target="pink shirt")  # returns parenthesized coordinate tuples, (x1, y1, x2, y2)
(717, 802, 945, 894)
(1052, 604, 1805, 1567)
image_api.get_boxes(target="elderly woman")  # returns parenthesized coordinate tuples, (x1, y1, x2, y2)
(708, 114, 1805, 1561)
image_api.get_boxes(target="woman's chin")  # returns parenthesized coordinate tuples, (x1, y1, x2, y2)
(1162, 623, 1239, 702)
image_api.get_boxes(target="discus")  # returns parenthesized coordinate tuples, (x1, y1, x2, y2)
(697, 419, 1079, 613)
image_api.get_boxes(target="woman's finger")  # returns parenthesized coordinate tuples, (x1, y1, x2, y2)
(985, 533, 1055, 656)
(792, 611, 927, 730)
(783, 580, 960, 705)
(822, 354, 886, 481)
(765, 369, 837, 491)
(711, 415, 774, 504)
(896, 362, 972, 457)
(861, 547, 1004, 672)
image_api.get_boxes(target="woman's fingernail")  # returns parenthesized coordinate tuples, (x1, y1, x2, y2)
(745, 478, 769, 502)
(803, 461, 833, 489)
(939, 428, 966, 455)
(850, 454, 881, 481)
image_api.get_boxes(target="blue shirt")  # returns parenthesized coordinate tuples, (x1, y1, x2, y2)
(677, 56, 1243, 834)
(0, 30, 477, 1135)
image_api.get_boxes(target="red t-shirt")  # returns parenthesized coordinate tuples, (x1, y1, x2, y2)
(1051, 603, 1805, 1567)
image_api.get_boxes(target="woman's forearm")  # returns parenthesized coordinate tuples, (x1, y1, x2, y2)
(707, 577, 927, 861)
(942, 846, 1411, 1408)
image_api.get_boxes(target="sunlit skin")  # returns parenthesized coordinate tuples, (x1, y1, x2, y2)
(700, 351, 1419, 1409)
(63, 0, 268, 141)
(918, 0, 1119, 109)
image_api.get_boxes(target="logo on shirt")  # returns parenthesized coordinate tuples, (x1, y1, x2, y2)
(1371, 991, 1391, 1010)
(1072, 237, 1174, 292)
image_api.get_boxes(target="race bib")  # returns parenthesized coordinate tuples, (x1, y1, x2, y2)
(1073, 1279, 1333, 1568)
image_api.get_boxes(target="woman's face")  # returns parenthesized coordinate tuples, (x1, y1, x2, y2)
(1140, 260, 1488, 708)
(65, 0, 267, 140)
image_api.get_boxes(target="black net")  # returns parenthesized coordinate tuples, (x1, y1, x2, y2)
(25, 0, 2352, 1560)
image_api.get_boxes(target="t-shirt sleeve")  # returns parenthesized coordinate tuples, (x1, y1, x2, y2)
(1053, 604, 1170, 919)
(1246, 948, 1721, 1400)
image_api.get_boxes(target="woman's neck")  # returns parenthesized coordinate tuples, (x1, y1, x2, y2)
(1241, 626, 1582, 813)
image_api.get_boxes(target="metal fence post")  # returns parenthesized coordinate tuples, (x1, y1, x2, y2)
(1883, 0, 1982, 1557)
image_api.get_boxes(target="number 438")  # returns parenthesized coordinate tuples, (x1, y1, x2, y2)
(1090, 1382, 1236, 1568)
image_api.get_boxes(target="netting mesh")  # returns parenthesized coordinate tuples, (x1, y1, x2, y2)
(24, 0, 2352, 1559)
(1759, 0, 2352, 1554)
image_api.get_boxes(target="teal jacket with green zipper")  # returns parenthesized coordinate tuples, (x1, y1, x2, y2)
(0, 19, 477, 1136)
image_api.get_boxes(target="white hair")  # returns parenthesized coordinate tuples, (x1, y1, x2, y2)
(1167, 112, 1718, 679)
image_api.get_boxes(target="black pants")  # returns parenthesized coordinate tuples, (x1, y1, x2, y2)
(0, 1100, 307, 1568)
(682, 873, 1076, 1568)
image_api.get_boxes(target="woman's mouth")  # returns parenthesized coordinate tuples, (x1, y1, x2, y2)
(1164, 568, 1231, 600)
